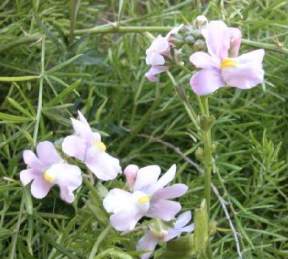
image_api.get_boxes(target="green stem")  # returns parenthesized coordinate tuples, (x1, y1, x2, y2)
(200, 96, 213, 212)
(33, 36, 45, 146)
(71, 25, 288, 54)
(74, 25, 170, 34)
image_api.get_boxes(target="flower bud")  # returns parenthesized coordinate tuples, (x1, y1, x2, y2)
(124, 164, 139, 188)
(193, 39, 206, 51)
(195, 147, 204, 161)
(195, 15, 208, 29)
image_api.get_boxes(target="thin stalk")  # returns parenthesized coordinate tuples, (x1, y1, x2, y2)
(70, 25, 288, 54)
(33, 36, 45, 146)
(200, 96, 213, 212)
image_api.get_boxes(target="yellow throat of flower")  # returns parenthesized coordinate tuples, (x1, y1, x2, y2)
(43, 170, 55, 183)
(220, 58, 237, 69)
(138, 195, 150, 205)
(94, 141, 106, 152)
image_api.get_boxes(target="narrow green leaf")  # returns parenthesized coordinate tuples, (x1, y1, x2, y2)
(6, 97, 33, 118)
(0, 76, 39, 82)
(47, 54, 82, 73)
(0, 112, 32, 123)
(46, 79, 81, 106)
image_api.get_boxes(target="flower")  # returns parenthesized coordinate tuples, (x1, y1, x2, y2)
(189, 20, 265, 95)
(145, 26, 183, 82)
(62, 111, 121, 181)
(19, 141, 82, 203)
(103, 164, 188, 232)
(137, 211, 194, 259)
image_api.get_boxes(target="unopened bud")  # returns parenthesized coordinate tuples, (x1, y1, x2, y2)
(184, 35, 195, 44)
(195, 15, 208, 29)
(195, 147, 204, 161)
(209, 220, 217, 235)
(193, 39, 206, 51)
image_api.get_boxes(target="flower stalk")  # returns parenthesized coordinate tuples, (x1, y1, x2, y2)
(199, 96, 213, 213)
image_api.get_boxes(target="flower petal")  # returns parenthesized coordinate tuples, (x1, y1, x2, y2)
(133, 165, 161, 192)
(124, 164, 139, 189)
(103, 188, 134, 213)
(181, 224, 195, 233)
(175, 211, 192, 228)
(20, 169, 36, 186)
(110, 209, 142, 232)
(23, 150, 43, 171)
(51, 163, 82, 190)
(85, 149, 121, 181)
(165, 223, 194, 241)
(145, 66, 167, 82)
(71, 115, 94, 142)
(152, 184, 188, 201)
(149, 164, 176, 194)
(189, 51, 219, 69)
(147, 199, 181, 221)
(62, 135, 87, 161)
(201, 20, 230, 59)
(190, 68, 224, 96)
(59, 186, 76, 203)
(137, 232, 158, 259)
(36, 141, 61, 166)
(146, 35, 170, 55)
(229, 27, 242, 57)
(221, 49, 265, 89)
(146, 52, 165, 66)
(77, 111, 90, 126)
(30, 177, 53, 199)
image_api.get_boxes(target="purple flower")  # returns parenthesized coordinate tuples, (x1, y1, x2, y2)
(145, 26, 183, 82)
(19, 141, 82, 203)
(137, 211, 194, 259)
(189, 20, 265, 95)
(62, 111, 121, 181)
(103, 164, 188, 232)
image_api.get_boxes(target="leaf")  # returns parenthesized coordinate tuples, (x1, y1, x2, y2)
(46, 79, 81, 106)
(0, 76, 39, 82)
(0, 112, 32, 124)
(159, 235, 195, 259)
(6, 97, 33, 118)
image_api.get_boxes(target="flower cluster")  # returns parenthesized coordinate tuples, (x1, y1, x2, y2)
(145, 25, 183, 82)
(20, 111, 121, 203)
(18, 17, 261, 259)
(145, 18, 265, 95)
(19, 112, 192, 258)
(104, 164, 193, 258)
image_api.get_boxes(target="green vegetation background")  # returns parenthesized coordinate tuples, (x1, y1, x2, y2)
(0, 0, 287, 258)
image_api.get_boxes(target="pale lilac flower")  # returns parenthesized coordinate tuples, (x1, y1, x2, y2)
(19, 141, 82, 203)
(137, 211, 194, 259)
(103, 164, 188, 232)
(189, 20, 265, 95)
(145, 26, 183, 82)
(62, 111, 121, 181)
